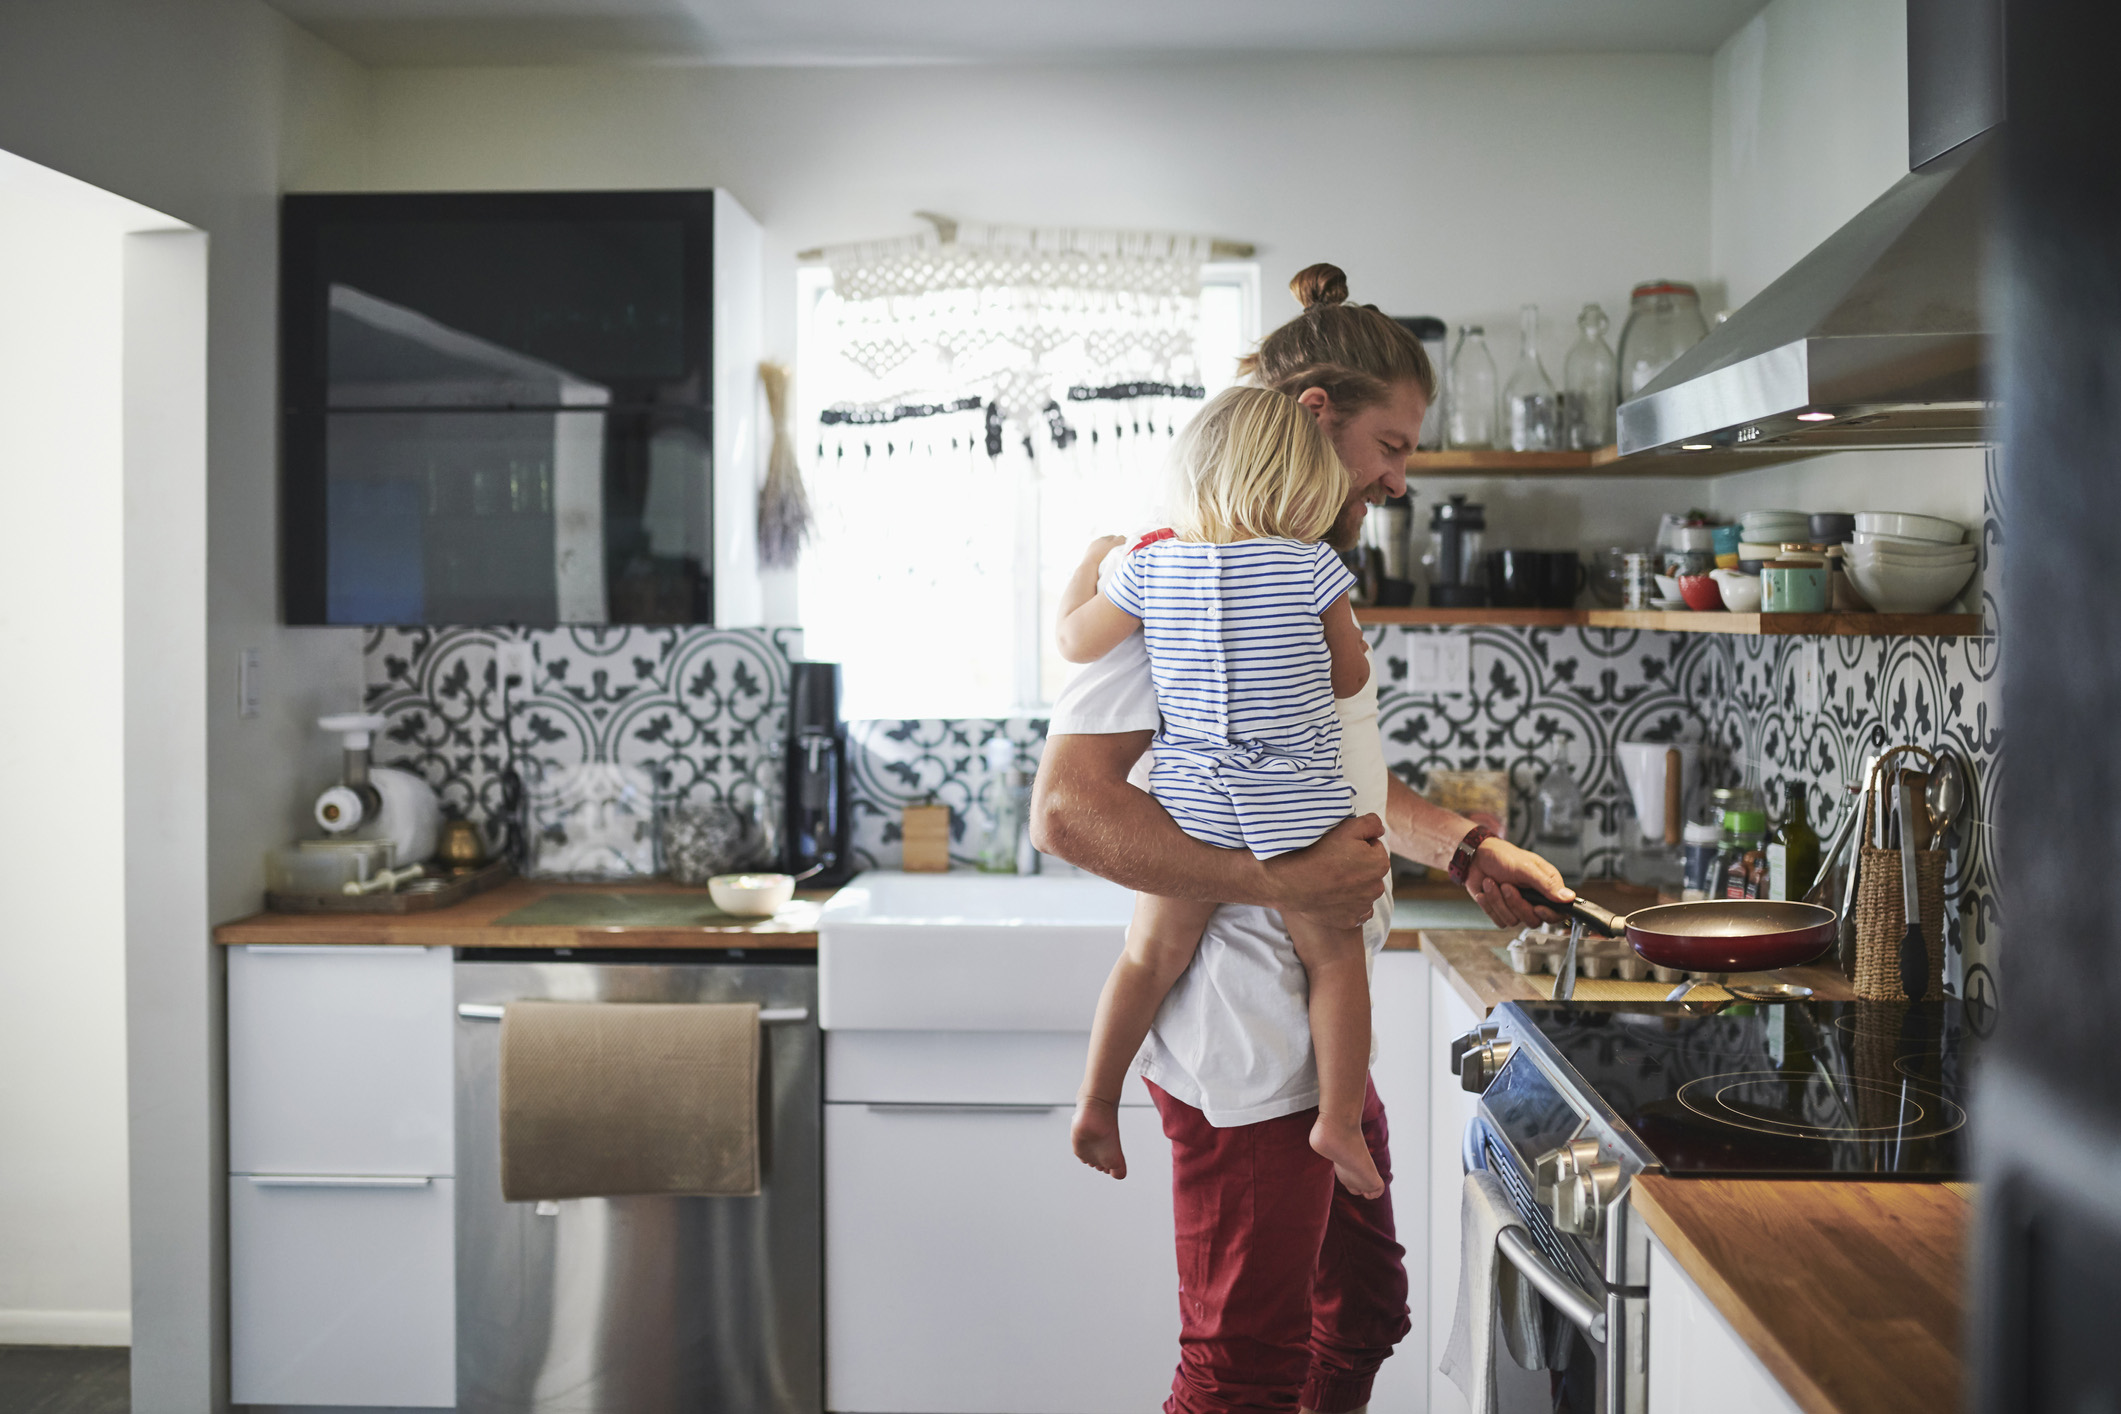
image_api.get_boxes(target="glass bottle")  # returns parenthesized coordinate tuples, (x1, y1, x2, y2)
(1617, 280, 1709, 401)
(1767, 782, 1823, 901)
(1562, 303, 1619, 450)
(1531, 756, 1586, 882)
(1718, 809, 1768, 900)
(1445, 325, 1498, 450)
(1503, 304, 1560, 452)
(976, 737, 1023, 873)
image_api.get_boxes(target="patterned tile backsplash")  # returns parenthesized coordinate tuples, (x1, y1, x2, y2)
(361, 468, 2000, 1004)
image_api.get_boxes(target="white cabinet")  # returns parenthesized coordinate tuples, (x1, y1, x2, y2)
(226, 945, 456, 1408)
(824, 1032, 1175, 1414)
(1647, 1235, 1804, 1414)
(228, 1175, 456, 1407)
(1365, 948, 1433, 1414)
(1426, 977, 1482, 1414)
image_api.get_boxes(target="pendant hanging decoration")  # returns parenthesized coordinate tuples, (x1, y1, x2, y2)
(811, 220, 1218, 461)
(756, 361, 812, 567)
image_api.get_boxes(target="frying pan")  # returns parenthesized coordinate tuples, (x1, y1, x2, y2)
(1523, 890, 1838, 973)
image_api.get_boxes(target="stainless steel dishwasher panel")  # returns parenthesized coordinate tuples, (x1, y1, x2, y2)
(455, 956, 821, 1414)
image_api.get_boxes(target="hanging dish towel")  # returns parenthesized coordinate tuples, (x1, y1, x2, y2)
(1440, 1168, 1551, 1412)
(499, 1001, 761, 1201)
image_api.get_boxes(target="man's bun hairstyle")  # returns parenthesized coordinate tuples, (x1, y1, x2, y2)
(1237, 261, 1436, 406)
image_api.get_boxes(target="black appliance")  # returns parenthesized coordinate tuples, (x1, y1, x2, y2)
(280, 189, 761, 627)
(1453, 999, 1974, 1412)
(784, 662, 852, 886)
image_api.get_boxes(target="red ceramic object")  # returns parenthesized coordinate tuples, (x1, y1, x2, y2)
(1677, 574, 1725, 611)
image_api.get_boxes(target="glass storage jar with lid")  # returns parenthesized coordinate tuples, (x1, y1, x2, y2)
(1617, 280, 1710, 402)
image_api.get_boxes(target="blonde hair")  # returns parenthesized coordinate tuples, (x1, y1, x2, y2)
(1167, 386, 1346, 545)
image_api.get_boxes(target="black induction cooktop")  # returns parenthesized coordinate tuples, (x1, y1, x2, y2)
(1509, 1000, 1976, 1180)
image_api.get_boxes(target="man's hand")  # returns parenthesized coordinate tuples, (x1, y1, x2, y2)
(1260, 814, 1390, 928)
(1464, 836, 1573, 929)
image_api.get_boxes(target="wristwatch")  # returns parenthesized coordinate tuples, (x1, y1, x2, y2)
(1446, 825, 1494, 887)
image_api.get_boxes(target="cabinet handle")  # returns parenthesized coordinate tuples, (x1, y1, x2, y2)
(458, 1003, 809, 1024)
(246, 1174, 433, 1189)
(861, 1103, 1062, 1116)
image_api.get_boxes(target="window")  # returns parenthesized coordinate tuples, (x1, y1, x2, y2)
(794, 262, 1258, 719)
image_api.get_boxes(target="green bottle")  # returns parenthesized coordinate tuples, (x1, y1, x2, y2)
(1768, 783, 1822, 901)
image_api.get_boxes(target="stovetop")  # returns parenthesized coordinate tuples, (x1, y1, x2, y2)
(1501, 1000, 1976, 1180)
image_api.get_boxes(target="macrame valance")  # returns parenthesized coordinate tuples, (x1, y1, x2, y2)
(814, 222, 1217, 456)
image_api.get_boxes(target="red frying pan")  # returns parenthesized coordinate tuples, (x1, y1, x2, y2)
(1523, 891, 1838, 973)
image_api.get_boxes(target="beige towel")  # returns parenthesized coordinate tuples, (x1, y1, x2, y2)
(499, 1001, 761, 1201)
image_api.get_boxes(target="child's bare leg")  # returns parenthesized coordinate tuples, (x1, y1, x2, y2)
(1284, 912, 1384, 1199)
(1073, 894, 1219, 1179)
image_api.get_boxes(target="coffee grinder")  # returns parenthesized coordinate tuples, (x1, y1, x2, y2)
(784, 661, 853, 885)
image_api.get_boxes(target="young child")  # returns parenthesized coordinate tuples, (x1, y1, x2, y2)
(1054, 384, 1385, 1199)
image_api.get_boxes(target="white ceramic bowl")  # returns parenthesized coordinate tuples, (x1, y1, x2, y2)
(708, 872, 797, 916)
(1653, 573, 1681, 600)
(1652, 596, 1692, 611)
(1711, 569, 1763, 612)
(1844, 556, 1975, 613)
(1854, 511, 1965, 545)
(1848, 544, 1976, 570)
(1851, 530, 1976, 558)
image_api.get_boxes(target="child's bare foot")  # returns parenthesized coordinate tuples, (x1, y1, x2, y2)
(1311, 1115, 1384, 1199)
(1072, 1095, 1127, 1179)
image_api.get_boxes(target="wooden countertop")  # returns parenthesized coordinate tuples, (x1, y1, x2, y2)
(1632, 1174, 1972, 1414)
(1415, 926, 1857, 1016)
(213, 879, 826, 950)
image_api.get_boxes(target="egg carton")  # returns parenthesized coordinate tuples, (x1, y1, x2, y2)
(1503, 926, 1708, 984)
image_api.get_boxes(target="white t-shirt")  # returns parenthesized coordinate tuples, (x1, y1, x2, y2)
(1047, 542, 1393, 1127)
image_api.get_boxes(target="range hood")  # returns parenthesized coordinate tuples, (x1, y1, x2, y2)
(1617, 0, 2002, 465)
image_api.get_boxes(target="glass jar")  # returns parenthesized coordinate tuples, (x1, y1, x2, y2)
(1717, 808, 1768, 899)
(1425, 494, 1487, 607)
(1531, 757, 1585, 881)
(1563, 303, 1619, 449)
(1504, 304, 1560, 452)
(1617, 281, 1709, 401)
(1446, 325, 1498, 450)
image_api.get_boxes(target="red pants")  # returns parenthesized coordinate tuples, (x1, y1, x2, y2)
(1150, 1076, 1411, 1414)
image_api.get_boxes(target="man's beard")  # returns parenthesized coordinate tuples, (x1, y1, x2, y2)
(1327, 495, 1369, 552)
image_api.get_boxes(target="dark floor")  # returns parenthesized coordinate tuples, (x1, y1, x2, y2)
(0, 1346, 129, 1414)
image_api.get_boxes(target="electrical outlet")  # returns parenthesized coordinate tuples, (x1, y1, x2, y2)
(497, 640, 535, 688)
(236, 647, 261, 719)
(1796, 643, 1824, 716)
(1406, 633, 1471, 695)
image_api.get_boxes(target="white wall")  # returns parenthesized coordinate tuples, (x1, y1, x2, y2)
(350, 55, 1715, 588)
(0, 0, 370, 1402)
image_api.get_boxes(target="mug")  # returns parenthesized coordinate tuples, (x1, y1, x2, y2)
(1761, 562, 1829, 613)
(1534, 551, 1587, 608)
(1485, 549, 1541, 608)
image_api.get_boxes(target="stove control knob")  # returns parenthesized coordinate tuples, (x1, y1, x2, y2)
(1532, 1139, 1602, 1204)
(1458, 1038, 1514, 1093)
(1552, 1162, 1622, 1238)
(1448, 1023, 1499, 1078)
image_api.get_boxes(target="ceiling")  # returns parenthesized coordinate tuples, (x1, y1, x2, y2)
(265, 0, 1774, 67)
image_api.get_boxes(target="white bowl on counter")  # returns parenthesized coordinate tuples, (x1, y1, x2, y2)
(1844, 556, 1976, 613)
(1854, 511, 1965, 545)
(1851, 531, 1976, 559)
(709, 872, 797, 916)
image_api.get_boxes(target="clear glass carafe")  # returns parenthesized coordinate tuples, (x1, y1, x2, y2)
(1562, 303, 1619, 450)
(1532, 755, 1585, 881)
(1445, 326, 1497, 450)
(1503, 304, 1560, 452)
(1617, 280, 1709, 401)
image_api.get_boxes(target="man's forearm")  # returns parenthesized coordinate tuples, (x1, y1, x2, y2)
(1029, 731, 1278, 905)
(1382, 772, 1477, 867)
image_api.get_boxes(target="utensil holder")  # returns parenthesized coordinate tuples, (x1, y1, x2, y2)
(1849, 747, 1946, 1001)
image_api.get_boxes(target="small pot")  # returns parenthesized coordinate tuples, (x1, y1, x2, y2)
(1761, 561, 1829, 613)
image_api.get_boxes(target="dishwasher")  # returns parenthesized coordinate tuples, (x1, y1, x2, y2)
(455, 948, 821, 1413)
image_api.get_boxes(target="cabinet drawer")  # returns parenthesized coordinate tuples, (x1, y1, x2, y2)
(228, 945, 453, 1176)
(229, 1175, 455, 1407)
(825, 1101, 1175, 1413)
(824, 1029, 1154, 1106)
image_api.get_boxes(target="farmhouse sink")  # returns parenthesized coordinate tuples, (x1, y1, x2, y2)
(818, 870, 1133, 1031)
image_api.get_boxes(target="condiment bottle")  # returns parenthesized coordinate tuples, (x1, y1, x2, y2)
(1767, 782, 1822, 901)
(1718, 809, 1768, 900)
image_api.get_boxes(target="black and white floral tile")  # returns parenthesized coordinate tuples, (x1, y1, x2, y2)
(357, 457, 1998, 998)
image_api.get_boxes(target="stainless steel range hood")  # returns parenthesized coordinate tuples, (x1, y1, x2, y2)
(1617, 0, 2002, 466)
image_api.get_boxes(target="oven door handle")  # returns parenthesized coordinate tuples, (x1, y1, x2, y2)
(1497, 1228, 1608, 1343)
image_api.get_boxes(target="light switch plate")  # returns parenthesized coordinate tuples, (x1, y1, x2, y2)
(1406, 633, 1470, 695)
(1796, 643, 1824, 716)
(497, 641, 535, 688)
(237, 647, 261, 719)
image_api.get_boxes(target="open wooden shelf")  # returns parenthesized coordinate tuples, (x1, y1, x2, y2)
(1404, 445, 1828, 478)
(1355, 606, 1986, 637)
(1405, 448, 1621, 473)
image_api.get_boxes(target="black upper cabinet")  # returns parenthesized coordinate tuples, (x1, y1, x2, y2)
(282, 190, 762, 627)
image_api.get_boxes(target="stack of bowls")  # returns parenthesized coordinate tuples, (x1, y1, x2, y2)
(1845, 512, 1975, 611)
(1740, 509, 1809, 546)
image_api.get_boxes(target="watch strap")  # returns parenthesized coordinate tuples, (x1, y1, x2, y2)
(1447, 824, 1494, 886)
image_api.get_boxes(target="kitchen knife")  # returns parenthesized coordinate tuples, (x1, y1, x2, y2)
(1898, 775, 1927, 1001)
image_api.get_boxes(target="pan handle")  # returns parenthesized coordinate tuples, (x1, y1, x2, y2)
(1518, 889, 1626, 937)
